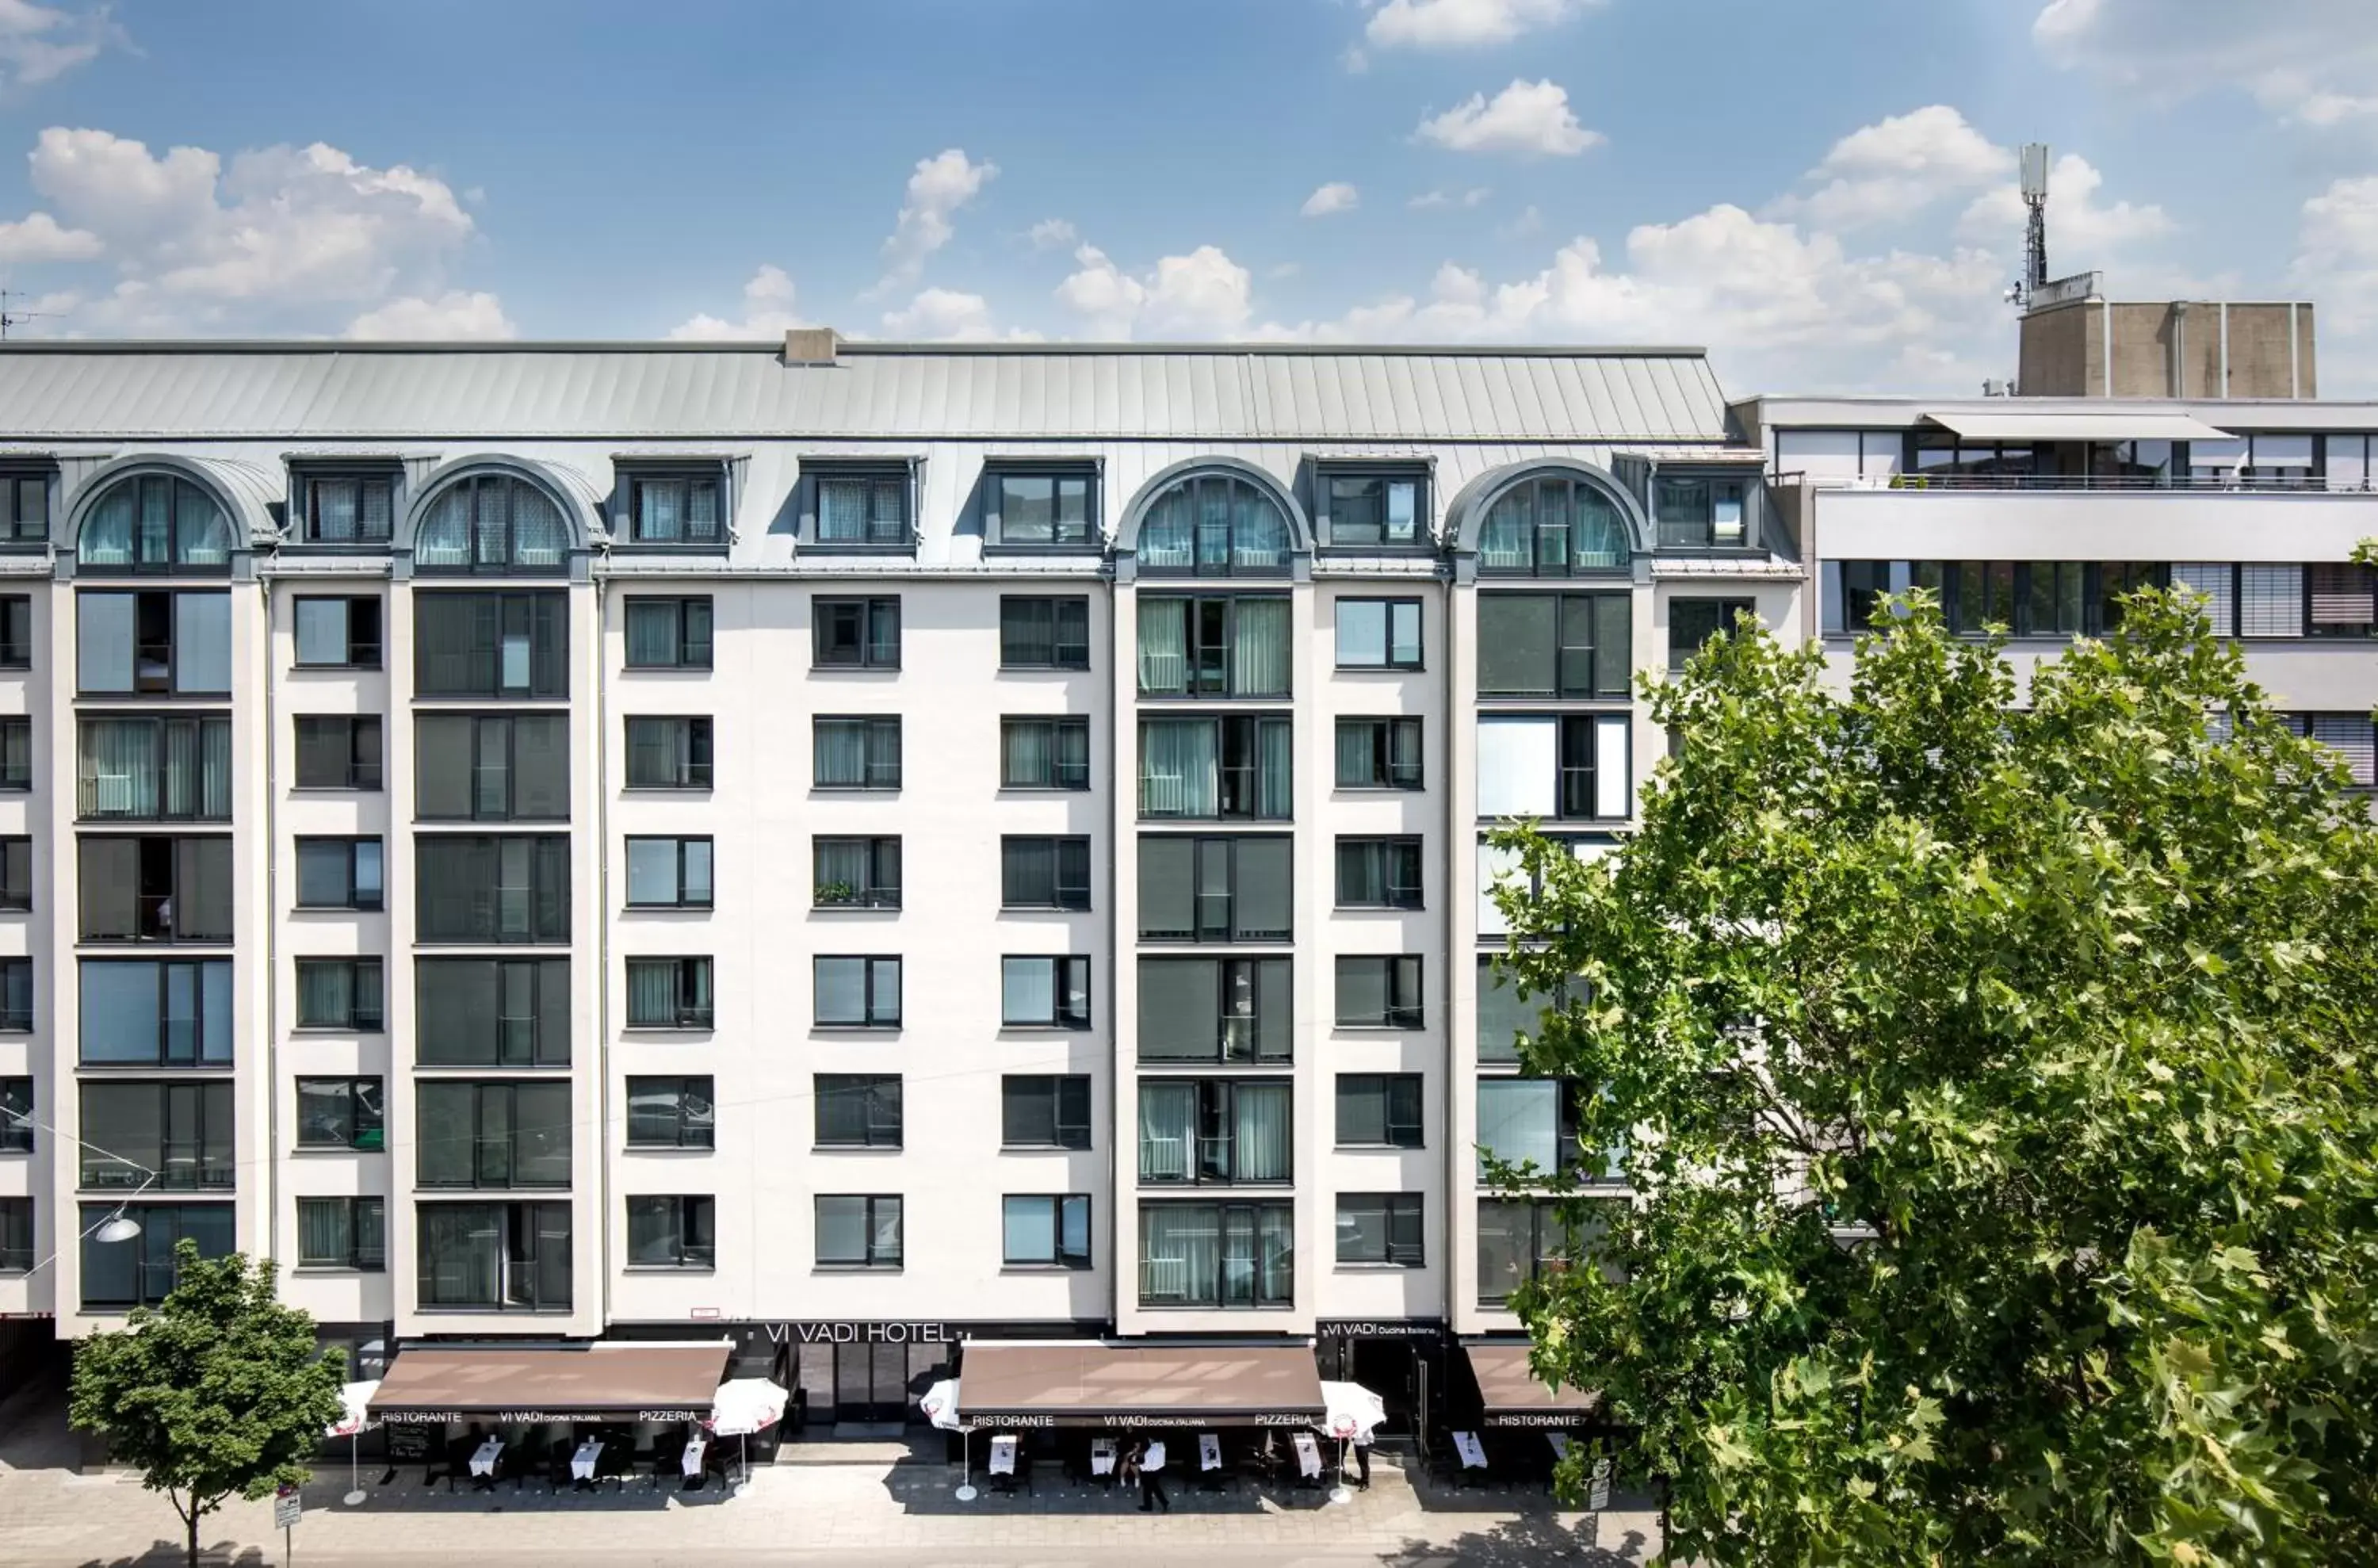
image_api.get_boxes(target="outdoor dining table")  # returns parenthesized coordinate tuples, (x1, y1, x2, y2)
(1198, 1433, 1221, 1472)
(988, 1435, 1018, 1476)
(1089, 1438, 1115, 1478)
(468, 1437, 504, 1489)
(1291, 1430, 1322, 1480)
(571, 1439, 602, 1485)
(1453, 1431, 1489, 1471)
(681, 1436, 708, 1478)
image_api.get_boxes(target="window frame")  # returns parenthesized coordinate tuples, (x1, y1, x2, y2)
(414, 1199, 572, 1312)
(1335, 836, 1424, 910)
(623, 595, 716, 670)
(1000, 716, 1092, 790)
(1000, 836, 1092, 911)
(413, 958, 571, 1067)
(812, 1073, 904, 1149)
(292, 836, 385, 912)
(1334, 1073, 1424, 1149)
(623, 955, 715, 1030)
(813, 955, 902, 1029)
(1135, 593, 1294, 698)
(0, 717, 28, 793)
(814, 1194, 903, 1269)
(984, 465, 1100, 552)
(75, 587, 232, 697)
(78, 1202, 236, 1309)
(1136, 1199, 1294, 1308)
(1475, 591, 1633, 699)
(413, 712, 571, 823)
(1651, 468, 1757, 551)
(289, 465, 400, 549)
(625, 1074, 715, 1150)
(812, 595, 902, 669)
(294, 1077, 385, 1152)
(411, 472, 574, 576)
(1137, 834, 1294, 943)
(77, 1078, 234, 1190)
(1317, 468, 1429, 553)
(0, 1077, 29, 1153)
(1336, 1192, 1425, 1267)
(294, 957, 385, 1032)
(812, 836, 901, 910)
(292, 595, 384, 670)
(1334, 956, 1424, 1031)
(1000, 955, 1092, 1030)
(0, 594, 29, 669)
(1666, 596, 1756, 672)
(1136, 713, 1295, 822)
(812, 716, 901, 791)
(1001, 1193, 1093, 1268)
(0, 957, 27, 1034)
(1132, 471, 1296, 579)
(625, 1194, 717, 1269)
(1135, 1078, 1295, 1185)
(1476, 712, 1634, 823)
(77, 957, 229, 1065)
(295, 1196, 388, 1272)
(1333, 596, 1424, 671)
(624, 715, 715, 791)
(1475, 472, 1635, 577)
(613, 465, 729, 551)
(292, 715, 384, 792)
(75, 834, 233, 943)
(415, 833, 573, 943)
(802, 465, 916, 553)
(623, 836, 713, 911)
(0, 1196, 26, 1272)
(1334, 716, 1424, 790)
(415, 1080, 574, 1190)
(0, 465, 53, 545)
(74, 473, 235, 576)
(1135, 956, 1292, 1064)
(1000, 1074, 1092, 1149)
(999, 595, 1092, 669)
(412, 589, 570, 698)
(0, 835, 26, 911)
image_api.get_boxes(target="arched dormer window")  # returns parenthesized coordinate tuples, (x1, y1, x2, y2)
(414, 473, 570, 574)
(1477, 472, 1631, 576)
(77, 474, 235, 572)
(1137, 471, 1292, 577)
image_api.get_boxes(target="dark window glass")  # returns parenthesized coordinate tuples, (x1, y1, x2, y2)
(295, 958, 384, 1031)
(999, 595, 1091, 668)
(415, 1080, 572, 1188)
(0, 958, 27, 1032)
(0, 595, 29, 668)
(1000, 717, 1091, 789)
(992, 472, 1095, 547)
(1336, 1193, 1424, 1266)
(815, 1195, 902, 1268)
(80, 1203, 235, 1309)
(1002, 1195, 1092, 1268)
(413, 475, 571, 573)
(814, 958, 900, 1027)
(627, 1195, 717, 1268)
(76, 715, 231, 819)
(299, 474, 396, 544)
(1334, 598, 1422, 668)
(1477, 593, 1631, 698)
(622, 836, 710, 909)
(814, 1074, 903, 1148)
(1335, 838, 1422, 908)
(416, 835, 570, 941)
(293, 837, 384, 911)
(625, 717, 713, 790)
(293, 717, 382, 791)
(1478, 1198, 1622, 1306)
(293, 597, 383, 668)
(1325, 474, 1423, 549)
(1137, 836, 1291, 942)
(78, 1080, 235, 1189)
(1655, 475, 1749, 549)
(414, 713, 569, 821)
(624, 597, 713, 668)
(1335, 1073, 1424, 1147)
(1000, 836, 1092, 910)
(78, 958, 230, 1065)
(1667, 597, 1754, 671)
(1137, 958, 1290, 1063)
(1134, 472, 1292, 578)
(296, 1197, 385, 1271)
(812, 472, 910, 546)
(1137, 1200, 1292, 1306)
(1136, 596, 1291, 698)
(0, 1197, 26, 1272)
(2, 471, 51, 542)
(1334, 717, 1423, 789)
(415, 958, 570, 1066)
(412, 591, 568, 698)
(812, 717, 900, 790)
(415, 1200, 572, 1310)
(1000, 1075, 1092, 1149)
(1136, 1079, 1292, 1184)
(1137, 714, 1293, 820)
(812, 836, 899, 908)
(625, 473, 724, 545)
(75, 476, 234, 572)
(76, 589, 231, 694)
(1335, 957, 1424, 1029)
(812, 597, 901, 668)
(0, 1077, 30, 1153)
(296, 1077, 384, 1150)
(625, 956, 713, 1029)
(78, 836, 232, 942)
(625, 1075, 714, 1149)
(1476, 474, 1631, 575)
(1478, 955, 1584, 1065)
(1000, 956, 1092, 1028)
(0, 836, 27, 911)
(0, 717, 25, 792)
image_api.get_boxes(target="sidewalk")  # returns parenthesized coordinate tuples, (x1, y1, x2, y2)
(0, 1444, 1665, 1566)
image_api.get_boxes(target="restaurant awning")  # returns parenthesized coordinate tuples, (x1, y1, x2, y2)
(1921, 410, 2235, 444)
(368, 1340, 732, 1428)
(1463, 1341, 1602, 1429)
(954, 1341, 1325, 1430)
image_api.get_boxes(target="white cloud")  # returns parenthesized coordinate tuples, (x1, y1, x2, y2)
(1027, 217, 1076, 251)
(668, 264, 807, 340)
(881, 286, 1000, 341)
(345, 290, 515, 341)
(1409, 185, 1491, 210)
(2295, 176, 2378, 332)
(0, 208, 97, 262)
(1055, 243, 1252, 340)
(1416, 79, 1601, 157)
(0, 1, 124, 90)
(1340, 45, 1368, 74)
(1501, 204, 1544, 239)
(1954, 151, 2173, 257)
(2033, 0, 2378, 133)
(1770, 105, 2011, 231)
(1365, 0, 1594, 50)
(1301, 182, 1359, 217)
(877, 147, 996, 290)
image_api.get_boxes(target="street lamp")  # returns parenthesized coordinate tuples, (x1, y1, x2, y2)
(0, 1102, 156, 1271)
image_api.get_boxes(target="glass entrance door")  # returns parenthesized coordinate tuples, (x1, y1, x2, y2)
(832, 1340, 910, 1422)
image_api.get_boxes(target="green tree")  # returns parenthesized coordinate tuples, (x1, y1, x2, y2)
(69, 1242, 345, 1568)
(1489, 589, 2378, 1566)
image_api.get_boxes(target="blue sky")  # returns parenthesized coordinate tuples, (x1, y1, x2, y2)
(0, 0, 2372, 392)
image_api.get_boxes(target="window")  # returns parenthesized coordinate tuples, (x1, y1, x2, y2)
(1335, 717, 1423, 790)
(78, 837, 232, 943)
(415, 958, 569, 1066)
(814, 957, 900, 1027)
(1135, 471, 1293, 576)
(814, 1074, 902, 1148)
(2240, 564, 2306, 638)
(988, 470, 1096, 547)
(1137, 957, 1290, 1062)
(293, 597, 382, 669)
(417, 835, 572, 940)
(80, 1203, 235, 1310)
(1000, 717, 1091, 789)
(0, 836, 25, 911)
(413, 474, 571, 573)
(622, 471, 724, 546)
(1478, 473, 1631, 575)
(1137, 596, 1290, 697)
(628, 1195, 716, 1268)
(294, 838, 384, 911)
(1477, 592, 1631, 698)
(1668, 598, 1753, 671)
(0, 958, 26, 1031)
(0, 717, 24, 791)
(1138, 714, 1293, 820)
(0, 1198, 25, 1273)
(78, 715, 232, 819)
(415, 591, 570, 698)
(78, 959, 229, 1065)
(1478, 956, 1583, 1065)
(816, 1195, 902, 1268)
(416, 1080, 572, 1187)
(296, 958, 384, 1032)
(1823, 563, 2174, 638)
(2, 470, 50, 542)
(0, 1078, 29, 1152)
(625, 717, 713, 790)
(626, 1076, 714, 1149)
(2311, 714, 2378, 788)
(813, 836, 900, 908)
(1001, 1075, 1092, 1149)
(1002, 956, 1091, 1028)
(78, 1080, 233, 1189)
(1654, 474, 1750, 549)
(1336, 957, 1424, 1030)
(1337, 1194, 1424, 1266)
(1323, 472, 1424, 549)
(625, 596, 714, 669)
(294, 717, 382, 792)
(2309, 562, 2378, 638)
(1000, 595, 1092, 668)
(1336, 1074, 1424, 1147)
(1475, 1079, 1585, 1180)
(296, 1077, 384, 1150)
(1003, 1195, 1092, 1267)
(812, 717, 900, 790)
(623, 836, 711, 910)
(76, 475, 234, 571)
(1138, 1201, 1292, 1307)
(297, 1197, 386, 1271)
(1336, 838, 1422, 910)
(1477, 714, 1632, 820)
(416, 1201, 571, 1311)
(1334, 598, 1422, 671)
(415, 713, 569, 821)
(812, 597, 900, 668)
(77, 590, 230, 694)
(1475, 1199, 1581, 1306)
(0, 595, 29, 667)
(809, 468, 911, 547)
(294, 470, 396, 545)
(625, 957, 714, 1029)
(1001, 836, 1092, 910)
(1137, 835, 1291, 941)
(1137, 1080, 1291, 1183)
(2170, 563, 2235, 637)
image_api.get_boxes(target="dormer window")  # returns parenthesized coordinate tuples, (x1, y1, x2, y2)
(1654, 474, 1751, 549)
(987, 467, 1097, 550)
(1, 468, 52, 544)
(294, 468, 398, 545)
(617, 466, 726, 548)
(1477, 473, 1629, 576)
(801, 463, 913, 551)
(1321, 470, 1426, 550)
(77, 474, 235, 572)
(413, 472, 571, 574)
(1137, 471, 1291, 577)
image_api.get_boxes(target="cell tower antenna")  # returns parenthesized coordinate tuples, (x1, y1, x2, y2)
(2018, 143, 2051, 300)
(0, 282, 57, 339)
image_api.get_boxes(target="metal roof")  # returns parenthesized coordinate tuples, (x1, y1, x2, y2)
(0, 342, 1731, 444)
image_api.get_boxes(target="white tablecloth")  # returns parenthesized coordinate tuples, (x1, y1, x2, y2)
(1292, 1431, 1321, 1478)
(570, 1440, 602, 1482)
(1198, 1433, 1221, 1472)
(1453, 1431, 1488, 1470)
(681, 1436, 707, 1478)
(1090, 1439, 1115, 1477)
(989, 1435, 1018, 1475)
(468, 1438, 503, 1478)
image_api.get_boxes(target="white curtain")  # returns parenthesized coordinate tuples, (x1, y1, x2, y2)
(1256, 719, 1293, 818)
(1230, 599, 1290, 695)
(1477, 1080, 1558, 1176)
(1234, 1084, 1290, 1180)
(1002, 958, 1054, 1026)
(1139, 720, 1216, 817)
(1231, 484, 1288, 569)
(1137, 1084, 1195, 1180)
(1478, 717, 1557, 817)
(1004, 721, 1051, 786)
(1139, 490, 1193, 568)
(815, 721, 867, 786)
(1137, 599, 1187, 693)
(1141, 1205, 1219, 1304)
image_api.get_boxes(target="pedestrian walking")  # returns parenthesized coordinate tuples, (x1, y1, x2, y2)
(1137, 1436, 1170, 1512)
(1351, 1429, 1371, 1491)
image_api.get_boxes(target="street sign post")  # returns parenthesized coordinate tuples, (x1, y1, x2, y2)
(1588, 1457, 1612, 1512)
(274, 1483, 300, 1565)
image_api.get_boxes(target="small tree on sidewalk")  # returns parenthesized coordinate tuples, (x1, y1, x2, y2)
(69, 1241, 344, 1568)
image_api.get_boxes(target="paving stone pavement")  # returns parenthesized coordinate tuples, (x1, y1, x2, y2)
(0, 1450, 1665, 1566)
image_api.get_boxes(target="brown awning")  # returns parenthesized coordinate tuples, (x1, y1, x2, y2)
(369, 1341, 731, 1428)
(955, 1341, 1325, 1429)
(1464, 1340, 1601, 1428)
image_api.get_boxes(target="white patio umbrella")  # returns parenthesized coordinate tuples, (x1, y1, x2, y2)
(919, 1379, 976, 1500)
(1318, 1380, 1386, 1505)
(704, 1378, 789, 1493)
(325, 1379, 380, 1507)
